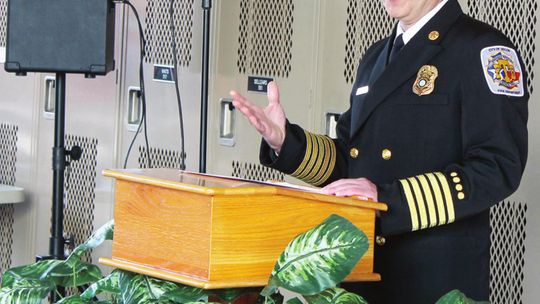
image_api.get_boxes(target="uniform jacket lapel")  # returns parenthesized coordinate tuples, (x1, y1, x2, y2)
(350, 0, 464, 139)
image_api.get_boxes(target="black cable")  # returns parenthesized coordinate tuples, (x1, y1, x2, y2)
(169, 0, 187, 170)
(117, 0, 152, 168)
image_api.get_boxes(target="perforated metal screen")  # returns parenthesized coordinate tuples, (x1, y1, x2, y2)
(0, 124, 17, 274)
(238, 0, 294, 78)
(467, 0, 538, 93)
(344, 0, 394, 84)
(63, 135, 98, 263)
(138, 146, 186, 169)
(0, 0, 6, 47)
(231, 161, 284, 182)
(489, 201, 528, 304)
(144, 0, 194, 66)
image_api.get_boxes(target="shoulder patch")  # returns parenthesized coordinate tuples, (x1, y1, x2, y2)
(481, 46, 524, 97)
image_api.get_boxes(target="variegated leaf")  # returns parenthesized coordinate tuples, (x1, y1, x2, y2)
(435, 290, 489, 304)
(256, 292, 284, 304)
(42, 260, 103, 287)
(1, 260, 60, 288)
(286, 298, 303, 304)
(0, 279, 53, 304)
(80, 269, 121, 300)
(267, 214, 368, 295)
(161, 283, 208, 303)
(304, 287, 367, 304)
(55, 295, 86, 304)
(118, 270, 193, 304)
(66, 220, 114, 264)
(211, 288, 259, 302)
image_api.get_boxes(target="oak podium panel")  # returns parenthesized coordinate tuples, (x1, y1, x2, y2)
(100, 169, 387, 289)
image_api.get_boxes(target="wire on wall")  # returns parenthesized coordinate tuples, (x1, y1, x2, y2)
(116, 0, 152, 169)
(170, 0, 187, 170)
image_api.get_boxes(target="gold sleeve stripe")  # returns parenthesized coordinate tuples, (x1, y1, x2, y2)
(292, 130, 313, 177)
(408, 177, 429, 230)
(312, 136, 336, 186)
(400, 179, 420, 231)
(435, 172, 455, 224)
(297, 132, 320, 180)
(417, 175, 438, 228)
(425, 173, 447, 225)
(304, 135, 327, 182)
(291, 131, 337, 186)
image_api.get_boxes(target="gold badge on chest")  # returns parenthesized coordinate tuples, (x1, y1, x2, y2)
(413, 65, 439, 96)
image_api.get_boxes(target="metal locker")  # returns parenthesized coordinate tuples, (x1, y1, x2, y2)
(118, 0, 202, 172)
(207, 0, 322, 181)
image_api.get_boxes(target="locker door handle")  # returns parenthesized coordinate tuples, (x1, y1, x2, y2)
(219, 98, 236, 147)
(127, 87, 142, 132)
(43, 76, 56, 119)
(325, 112, 341, 139)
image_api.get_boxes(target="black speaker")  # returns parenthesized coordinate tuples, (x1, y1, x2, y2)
(4, 0, 116, 76)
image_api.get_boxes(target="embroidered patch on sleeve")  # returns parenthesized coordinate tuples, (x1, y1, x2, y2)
(481, 46, 524, 97)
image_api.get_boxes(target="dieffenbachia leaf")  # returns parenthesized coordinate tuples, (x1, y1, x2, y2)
(1, 260, 60, 288)
(211, 288, 260, 302)
(0, 278, 54, 304)
(66, 220, 114, 264)
(266, 214, 368, 295)
(286, 298, 303, 304)
(80, 269, 121, 300)
(304, 287, 367, 304)
(435, 290, 489, 304)
(54, 295, 87, 304)
(118, 270, 202, 304)
(160, 283, 208, 303)
(41, 260, 103, 287)
(256, 292, 284, 304)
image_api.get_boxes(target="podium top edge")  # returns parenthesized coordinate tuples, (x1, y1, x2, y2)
(103, 169, 388, 211)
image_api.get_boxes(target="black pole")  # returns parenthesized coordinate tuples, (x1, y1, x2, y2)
(51, 72, 66, 260)
(49, 72, 67, 301)
(199, 0, 211, 173)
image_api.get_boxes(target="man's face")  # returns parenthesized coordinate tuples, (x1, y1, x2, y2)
(382, 0, 442, 26)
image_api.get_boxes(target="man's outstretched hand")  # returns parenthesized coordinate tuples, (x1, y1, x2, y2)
(230, 81, 287, 153)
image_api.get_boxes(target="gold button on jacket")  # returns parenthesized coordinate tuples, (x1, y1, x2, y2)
(350, 148, 359, 158)
(382, 149, 392, 160)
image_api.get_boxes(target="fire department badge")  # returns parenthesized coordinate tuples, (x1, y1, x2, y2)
(481, 46, 524, 97)
(413, 65, 438, 96)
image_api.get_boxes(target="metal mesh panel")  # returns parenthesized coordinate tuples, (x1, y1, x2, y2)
(138, 146, 186, 169)
(344, 0, 394, 84)
(237, 0, 294, 78)
(231, 161, 284, 182)
(0, 0, 6, 47)
(144, 0, 194, 66)
(489, 201, 527, 304)
(467, 0, 538, 93)
(63, 135, 97, 263)
(0, 124, 17, 274)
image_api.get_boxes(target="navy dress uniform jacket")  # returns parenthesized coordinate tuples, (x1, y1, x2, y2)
(260, 0, 529, 303)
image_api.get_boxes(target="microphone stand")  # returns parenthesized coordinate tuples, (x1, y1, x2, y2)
(199, 0, 211, 173)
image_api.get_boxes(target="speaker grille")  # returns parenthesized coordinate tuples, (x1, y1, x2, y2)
(238, 0, 294, 78)
(231, 161, 284, 182)
(138, 146, 186, 169)
(144, 0, 195, 66)
(489, 201, 527, 304)
(63, 135, 98, 264)
(344, 0, 394, 84)
(0, 0, 6, 47)
(468, 0, 538, 94)
(0, 123, 17, 274)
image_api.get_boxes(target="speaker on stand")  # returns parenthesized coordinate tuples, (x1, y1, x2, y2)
(4, 0, 116, 300)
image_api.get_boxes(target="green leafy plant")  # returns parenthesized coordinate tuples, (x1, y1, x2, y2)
(0, 215, 489, 304)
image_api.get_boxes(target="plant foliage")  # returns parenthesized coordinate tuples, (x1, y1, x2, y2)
(264, 214, 368, 296)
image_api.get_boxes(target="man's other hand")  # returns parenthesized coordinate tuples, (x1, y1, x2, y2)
(322, 178, 378, 202)
(230, 81, 286, 153)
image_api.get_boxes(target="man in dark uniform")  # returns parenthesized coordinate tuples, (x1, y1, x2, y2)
(230, 0, 528, 302)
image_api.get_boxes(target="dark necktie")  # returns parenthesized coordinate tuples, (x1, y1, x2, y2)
(388, 34, 404, 63)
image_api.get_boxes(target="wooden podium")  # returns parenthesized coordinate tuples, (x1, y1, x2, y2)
(100, 169, 387, 289)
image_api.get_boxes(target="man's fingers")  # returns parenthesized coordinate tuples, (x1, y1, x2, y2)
(267, 81, 280, 106)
